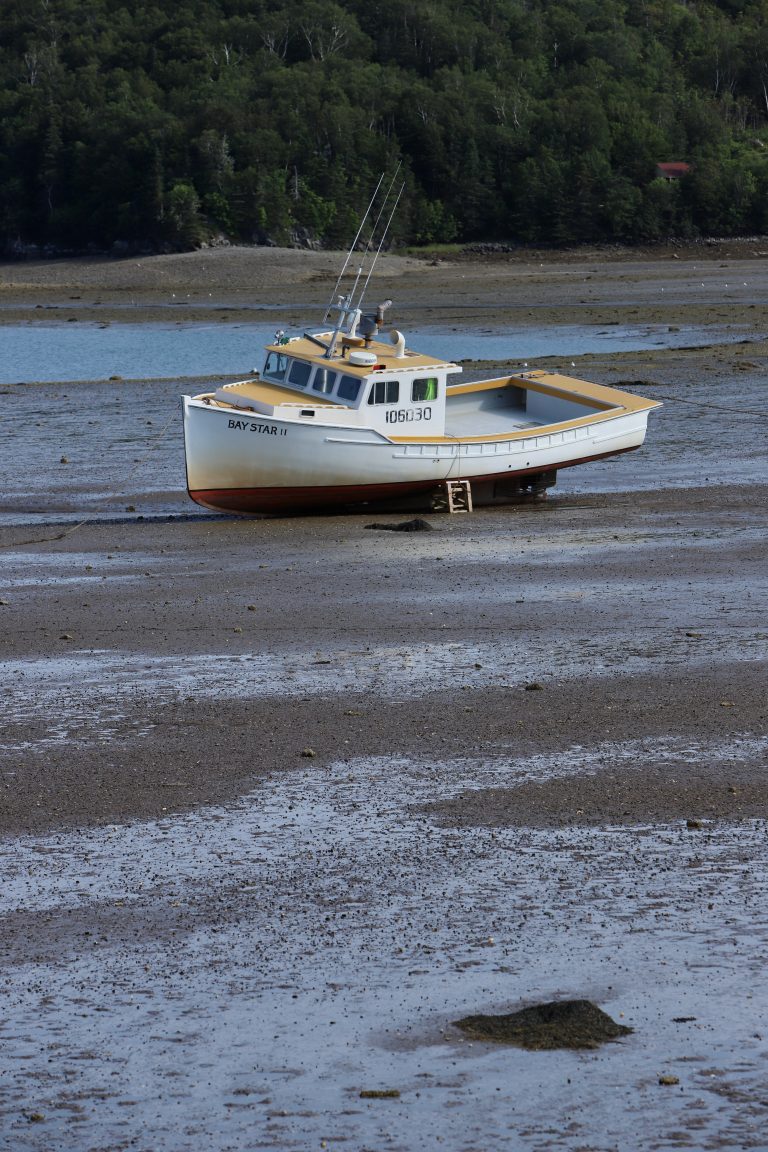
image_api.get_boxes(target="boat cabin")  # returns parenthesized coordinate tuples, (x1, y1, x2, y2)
(213, 329, 461, 436)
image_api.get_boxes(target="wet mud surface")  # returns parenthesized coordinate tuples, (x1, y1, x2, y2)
(2, 490, 768, 1150)
(1, 251, 768, 1149)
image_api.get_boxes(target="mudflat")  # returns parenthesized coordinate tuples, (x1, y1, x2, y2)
(3, 236, 768, 333)
(1, 485, 766, 835)
(1, 245, 767, 1150)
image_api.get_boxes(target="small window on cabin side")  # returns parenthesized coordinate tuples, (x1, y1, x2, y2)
(412, 377, 438, 402)
(264, 351, 288, 381)
(337, 375, 361, 402)
(287, 360, 312, 388)
(367, 380, 399, 405)
(312, 367, 337, 394)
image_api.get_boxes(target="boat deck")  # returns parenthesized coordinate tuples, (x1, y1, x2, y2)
(444, 406, 540, 437)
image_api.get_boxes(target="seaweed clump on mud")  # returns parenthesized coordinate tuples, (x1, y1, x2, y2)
(455, 999, 633, 1050)
(365, 518, 434, 532)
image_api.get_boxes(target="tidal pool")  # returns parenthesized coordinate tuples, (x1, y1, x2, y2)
(0, 319, 753, 384)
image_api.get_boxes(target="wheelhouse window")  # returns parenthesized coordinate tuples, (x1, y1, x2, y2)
(337, 375, 361, 402)
(412, 377, 438, 402)
(312, 367, 336, 394)
(367, 380, 399, 405)
(287, 359, 312, 388)
(263, 351, 288, 381)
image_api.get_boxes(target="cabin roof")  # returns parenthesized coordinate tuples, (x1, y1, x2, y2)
(266, 333, 458, 374)
(216, 378, 339, 408)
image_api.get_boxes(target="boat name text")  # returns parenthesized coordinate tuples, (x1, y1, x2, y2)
(228, 419, 287, 436)
(385, 407, 432, 424)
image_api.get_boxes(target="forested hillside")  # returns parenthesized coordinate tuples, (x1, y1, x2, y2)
(2, 0, 768, 254)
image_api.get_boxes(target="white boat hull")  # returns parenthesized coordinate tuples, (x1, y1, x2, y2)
(183, 395, 653, 513)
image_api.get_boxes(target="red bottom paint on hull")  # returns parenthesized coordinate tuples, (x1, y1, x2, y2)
(190, 477, 442, 514)
(187, 449, 637, 514)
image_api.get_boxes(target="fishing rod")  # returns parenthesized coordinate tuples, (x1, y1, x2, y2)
(321, 167, 403, 358)
(322, 172, 385, 322)
(355, 176, 405, 315)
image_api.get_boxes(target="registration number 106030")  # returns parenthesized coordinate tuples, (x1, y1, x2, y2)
(385, 407, 432, 424)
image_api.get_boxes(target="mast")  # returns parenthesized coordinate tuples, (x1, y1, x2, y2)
(322, 174, 384, 325)
(356, 177, 404, 315)
(322, 169, 403, 360)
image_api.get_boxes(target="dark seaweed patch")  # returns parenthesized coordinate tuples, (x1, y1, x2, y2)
(365, 519, 434, 532)
(454, 999, 633, 1050)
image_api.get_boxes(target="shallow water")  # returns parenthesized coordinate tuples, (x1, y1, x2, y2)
(2, 744, 768, 1150)
(0, 319, 754, 384)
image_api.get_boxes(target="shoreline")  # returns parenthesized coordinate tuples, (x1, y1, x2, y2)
(3, 242, 768, 333)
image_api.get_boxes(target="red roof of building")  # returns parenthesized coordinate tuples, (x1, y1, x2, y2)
(656, 162, 692, 179)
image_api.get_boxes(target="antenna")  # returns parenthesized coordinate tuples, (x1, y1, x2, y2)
(356, 178, 404, 314)
(354, 164, 401, 283)
(322, 173, 385, 322)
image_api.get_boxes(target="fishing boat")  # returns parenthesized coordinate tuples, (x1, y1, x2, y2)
(182, 188, 661, 516)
